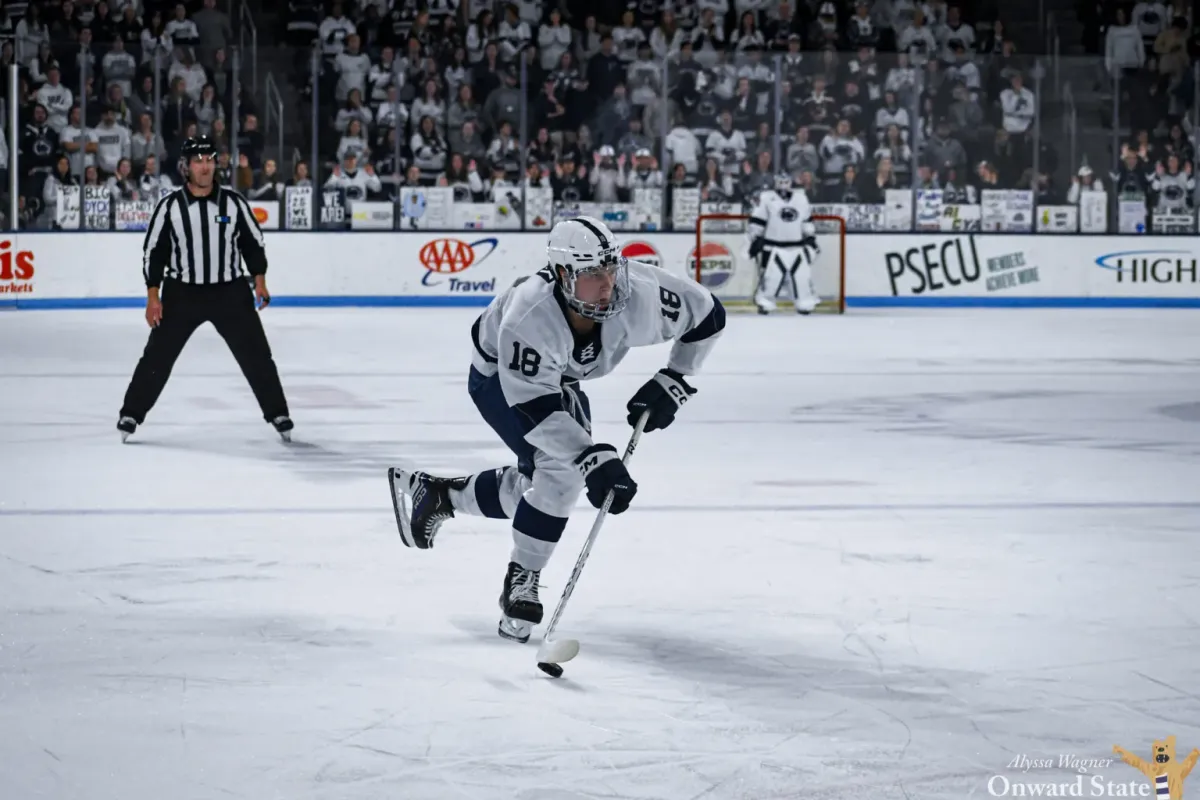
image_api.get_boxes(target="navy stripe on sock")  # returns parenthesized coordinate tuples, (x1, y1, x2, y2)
(513, 499, 568, 543)
(474, 468, 509, 519)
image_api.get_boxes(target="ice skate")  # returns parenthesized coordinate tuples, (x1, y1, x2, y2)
(388, 468, 466, 549)
(117, 416, 137, 442)
(271, 415, 294, 441)
(497, 561, 543, 643)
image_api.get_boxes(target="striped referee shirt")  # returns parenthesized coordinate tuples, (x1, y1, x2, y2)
(142, 185, 268, 287)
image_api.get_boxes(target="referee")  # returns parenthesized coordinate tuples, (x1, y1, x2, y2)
(117, 135, 293, 442)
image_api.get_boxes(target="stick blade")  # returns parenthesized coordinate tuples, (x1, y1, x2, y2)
(536, 637, 580, 665)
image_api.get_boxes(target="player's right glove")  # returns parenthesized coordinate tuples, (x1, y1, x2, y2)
(575, 444, 638, 514)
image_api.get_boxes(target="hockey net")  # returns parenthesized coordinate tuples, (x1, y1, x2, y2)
(694, 213, 846, 314)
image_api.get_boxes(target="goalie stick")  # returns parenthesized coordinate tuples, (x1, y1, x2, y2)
(536, 412, 650, 676)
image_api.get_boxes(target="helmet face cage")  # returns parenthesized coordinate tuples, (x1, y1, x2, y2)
(557, 246, 631, 321)
(775, 173, 793, 193)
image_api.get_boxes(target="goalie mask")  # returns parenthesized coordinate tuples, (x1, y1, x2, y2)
(546, 216, 630, 321)
(774, 172, 794, 200)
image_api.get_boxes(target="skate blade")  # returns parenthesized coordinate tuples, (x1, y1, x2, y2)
(498, 616, 533, 643)
(279, 431, 292, 442)
(387, 468, 419, 548)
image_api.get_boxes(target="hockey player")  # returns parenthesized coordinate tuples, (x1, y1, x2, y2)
(746, 173, 821, 315)
(388, 216, 725, 643)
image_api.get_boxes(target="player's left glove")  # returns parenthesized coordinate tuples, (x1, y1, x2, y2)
(626, 368, 696, 432)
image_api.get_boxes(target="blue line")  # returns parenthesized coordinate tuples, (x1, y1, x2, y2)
(846, 297, 1200, 308)
(3, 502, 1199, 517)
(11, 295, 495, 309)
(10, 296, 1200, 310)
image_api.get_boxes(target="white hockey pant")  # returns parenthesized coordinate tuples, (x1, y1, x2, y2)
(755, 245, 819, 313)
(447, 373, 590, 571)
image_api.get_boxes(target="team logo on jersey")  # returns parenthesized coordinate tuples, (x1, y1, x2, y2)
(574, 340, 600, 365)
(780, 207, 799, 222)
(621, 241, 661, 268)
(689, 241, 736, 289)
(418, 237, 499, 291)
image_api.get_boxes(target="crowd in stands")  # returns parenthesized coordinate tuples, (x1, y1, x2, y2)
(0, 0, 1197, 228)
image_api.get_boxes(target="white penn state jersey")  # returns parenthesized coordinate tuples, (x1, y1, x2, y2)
(470, 260, 725, 464)
(747, 190, 815, 248)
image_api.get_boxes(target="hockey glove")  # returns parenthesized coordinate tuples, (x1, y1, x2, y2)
(575, 444, 638, 514)
(626, 368, 697, 433)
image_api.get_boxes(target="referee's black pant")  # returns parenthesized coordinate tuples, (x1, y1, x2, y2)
(120, 279, 289, 424)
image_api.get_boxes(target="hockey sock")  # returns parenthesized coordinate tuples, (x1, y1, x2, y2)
(511, 498, 568, 570)
(449, 466, 529, 519)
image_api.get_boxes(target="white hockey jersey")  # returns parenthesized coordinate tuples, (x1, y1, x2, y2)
(470, 260, 725, 464)
(747, 190, 815, 248)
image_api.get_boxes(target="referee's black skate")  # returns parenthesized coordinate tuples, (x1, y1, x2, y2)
(117, 416, 137, 442)
(271, 415, 294, 442)
(498, 561, 543, 643)
(388, 468, 467, 549)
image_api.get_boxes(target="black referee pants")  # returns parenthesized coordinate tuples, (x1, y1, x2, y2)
(120, 279, 289, 424)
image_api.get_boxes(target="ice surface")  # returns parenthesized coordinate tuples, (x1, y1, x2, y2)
(2, 307, 1199, 800)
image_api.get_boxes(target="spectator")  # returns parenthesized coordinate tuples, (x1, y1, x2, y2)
(36, 66, 73, 134)
(999, 73, 1035, 138)
(1066, 165, 1105, 204)
(131, 113, 167, 169)
(818, 117, 866, 188)
(335, 34, 372, 102)
(925, 118, 967, 173)
(326, 151, 382, 200)
(824, 163, 863, 202)
(16, 5, 50, 65)
(874, 90, 910, 144)
(61, 106, 96, 175)
(482, 68, 522, 134)
(877, 123, 914, 182)
(411, 79, 447, 137)
(368, 46, 401, 109)
(141, 11, 172, 72)
(248, 159, 286, 202)
(589, 146, 625, 202)
(191, 0, 232, 68)
(897, 9, 938, 65)
(699, 156, 736, 201)
(787, 125, 820, 175)
(90, 105, 132, 177)
(706, 110, 748, 175)
(861, 155, 900, 201)
(22, 105, 59, 179)
(467, 10, 497, 64)
(42, 155, 78, 226)
(1105, 7, 1145, 77)
(161, 77, 197, 144)
(587, 35, 625, 99)
(101, 37, 137, 100)
(30, 42, 58, 86)
(336, 88, 374, 134)
(847, 0, 881, 49)
(627, 42, 661, 110)
(337, 117, 371, 162)
(474, 42, 504, 102)
(169, 47, 207, 102)
(376, 85, 410, 134)
(665, 117, 702, 173)
(451, 119, 488, 163)
(1150, 154, 1194, 211)
(237, 115, 265, 169)
(194, 84, 225, 136)
(690, 8, 725, 67)
(116, 5, 143, 52)
(235, 153, 255, 192)
(732, 12, 765, 52)
(441, 153, 486, 200)
(651, 10, 685, 59)
(617, 116, 654, 159)
(498, 3, 531, 63)
(534, 75, 569, 132)
(411, 115, 448, 180)
(1153, 16, 1190, 79)
(106, 158, 138, 200)
(595, 83, 634, 147)
(625, 148, 663, 189)
(319, 1, 356, 58)
(487, 120, 521, 177)
(164, 3, 200, 48)
(575, 15, 603, 66)
(444, 47, 472, 100)
(937, 5, 975, 61)
(552, 150, 591, 201)
(210, 48, 234, 109)
(613, 9, 645, 64)
(290, 161, 313, 187)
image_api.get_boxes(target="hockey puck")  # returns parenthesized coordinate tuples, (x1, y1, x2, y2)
(537, 662, 564, 678)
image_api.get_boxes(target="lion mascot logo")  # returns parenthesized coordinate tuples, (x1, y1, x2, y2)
(1114, 736, 1199, 799)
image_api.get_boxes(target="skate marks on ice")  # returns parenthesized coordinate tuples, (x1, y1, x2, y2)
(788, 389, 1200, 457)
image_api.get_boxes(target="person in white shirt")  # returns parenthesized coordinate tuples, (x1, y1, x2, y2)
(89, 106, 133, 176)
(334, 33, 371, 101)
(612, 9, 646, 63)
(650, 10, 685, 59)
(1066, 165, 1105, 204)
(999, 73, 1035, 135)
(705, 111, 747, 175)
(897, 9, 937, 65)
(319, 1, 357, 58)
(163, 3, 200, 47)
(325, 151, 383, 202)
(60, 106, 96, 175)
(35, 66, 74, 134)
(497, 3, 531, 62)
(665, 122, 701, 173)
(168, 47, 207, 102)
(538, 8, 572, 71)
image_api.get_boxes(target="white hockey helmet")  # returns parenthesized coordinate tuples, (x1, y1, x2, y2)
(546, 216, 630, 321)
(774, 172, 794, 193)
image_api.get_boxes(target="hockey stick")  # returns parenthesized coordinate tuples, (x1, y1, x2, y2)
(536, 412, 650, 675)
